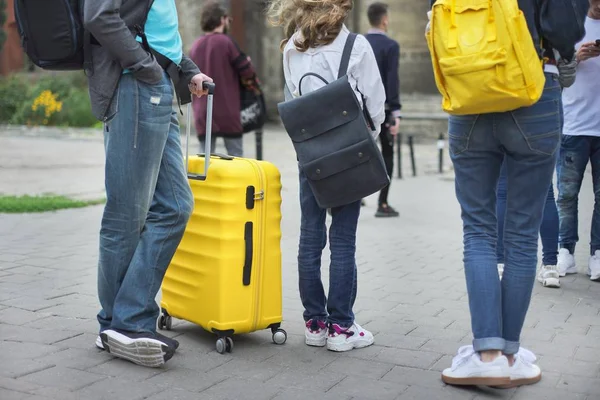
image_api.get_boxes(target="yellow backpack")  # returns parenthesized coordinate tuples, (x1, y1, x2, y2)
(426, 0, 546, 115)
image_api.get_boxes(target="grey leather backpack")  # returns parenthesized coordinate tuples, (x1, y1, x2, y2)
(278, 33, 389, 209)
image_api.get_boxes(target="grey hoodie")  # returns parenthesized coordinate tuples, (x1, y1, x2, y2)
(83, 0, 200, 121)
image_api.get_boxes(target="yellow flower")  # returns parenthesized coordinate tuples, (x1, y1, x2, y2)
(31, 90, 62, 123)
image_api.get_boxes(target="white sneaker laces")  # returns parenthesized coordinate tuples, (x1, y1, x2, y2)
(451, 345, 476, 370)
(515, 347, 537, 366)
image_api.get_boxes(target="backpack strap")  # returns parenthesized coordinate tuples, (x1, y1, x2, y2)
(338, 33, 357, 79)
(337, 32, 376, 131)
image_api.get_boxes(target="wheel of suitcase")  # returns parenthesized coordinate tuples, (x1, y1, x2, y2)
(158, 310, 172, 331)
(216, 337, 233, 354)
(272, 328, 287, 345)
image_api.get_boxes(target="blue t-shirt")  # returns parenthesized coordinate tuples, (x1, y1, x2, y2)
(140, 0, 182, 65)
(125, 0, 182, 74)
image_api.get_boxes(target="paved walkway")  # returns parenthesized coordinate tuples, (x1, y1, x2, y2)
(0, 126, 599, 400)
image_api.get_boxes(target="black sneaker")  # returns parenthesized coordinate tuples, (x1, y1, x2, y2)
(375, 204, 399, 218)
(100, 329, 175, 368)
(96, 332, 179, 351)
(156, 332, 180, 350)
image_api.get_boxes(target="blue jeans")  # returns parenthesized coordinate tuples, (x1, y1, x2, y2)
(297, 169, 360, 328)
(557, 135, 600, 255)
(97, 72, 194, 334)
(497, 161, 559, 265)
(449, 73, 561, 355)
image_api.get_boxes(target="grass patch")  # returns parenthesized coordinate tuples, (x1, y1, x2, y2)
(0, 195, 105, 213)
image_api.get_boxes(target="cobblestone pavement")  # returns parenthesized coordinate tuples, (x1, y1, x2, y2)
(0, 126, 599, 400)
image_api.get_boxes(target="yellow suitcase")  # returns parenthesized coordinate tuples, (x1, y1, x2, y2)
(158, 93, 286, 354)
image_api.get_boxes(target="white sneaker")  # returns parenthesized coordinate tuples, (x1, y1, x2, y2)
(498, 264, 504, 279)
(588, 250, 600, 281)
(557, 248, 577, 277)
(498, 348, 542, 388)
(442, 346, 510, 386)
(326, 322, 374, 352)
(537, 264, 560, 288)
(95, 335, 104, 350)
(305, 319, 327, 347)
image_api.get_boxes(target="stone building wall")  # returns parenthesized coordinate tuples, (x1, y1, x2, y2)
(176, 0, 438, 119)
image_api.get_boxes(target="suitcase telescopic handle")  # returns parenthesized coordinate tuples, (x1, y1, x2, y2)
(185, 81, 216, 181)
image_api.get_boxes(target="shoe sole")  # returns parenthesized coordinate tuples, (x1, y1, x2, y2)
(375, 214, 399, 218)
(538, 277, 560, 288)
(494, 373, 542, 389)
(305, 337, 327, 347)
(95, 335, 104, 350)
(591, 275, 600, 282)
(100, 330, 173, 368)
(442, 375, 511, 386)
(327, 338, 374, 352)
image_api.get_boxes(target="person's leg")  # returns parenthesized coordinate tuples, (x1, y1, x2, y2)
(499, 73, 560, 363)
(588, 137, 600, 280)
(501, 141, 558, 355)
(224, 136, 244, 157)
(97, 73, 184, 367)
(97, 74, 172, 333)
(442, 113, 510, 386)
(536, 181, 561, 288)
(326, 200, 361, 327)
(109, 110, 193, 333)
(326, 199, 373, 351)
(496, 159, 508, 274)
(376, 124, 398, 217)
(540, 183, 559, 266)
(556, 135, 589, 275)
(297, 169, 328, 346)
(450, 114, 505, 353)
(198, 135, 217, 154)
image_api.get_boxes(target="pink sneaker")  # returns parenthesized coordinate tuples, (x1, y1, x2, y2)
(305, 319, 327, 347)
(327, 322, 374, 352)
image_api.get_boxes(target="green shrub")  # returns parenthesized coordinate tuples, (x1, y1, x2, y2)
(1, 72, 96, 127)
(57, 88, 97, 128)
(11, 89, 63, 126)
(0, 76, 31, 122)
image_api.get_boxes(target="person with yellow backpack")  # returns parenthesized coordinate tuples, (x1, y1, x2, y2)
(426, 0, 589, 388)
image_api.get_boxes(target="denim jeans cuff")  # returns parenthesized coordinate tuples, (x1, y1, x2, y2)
(328, 319, 353, 329)
(304, 316, 327, 323)
(542, 257, 558, 266)
(504, 340, 520, 355)
(472, 337, 505, 352)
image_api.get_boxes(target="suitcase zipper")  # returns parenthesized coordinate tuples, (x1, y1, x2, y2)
(248, 159, 264, 331)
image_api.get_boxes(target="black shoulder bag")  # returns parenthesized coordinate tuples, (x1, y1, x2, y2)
(277, 33, 389, 209)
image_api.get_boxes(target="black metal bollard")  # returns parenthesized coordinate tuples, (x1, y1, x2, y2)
(409, 135, 416, 177)
(396, 132, 403, 179)
(255, 129, 263, 160)
(437, 133, 445, 174)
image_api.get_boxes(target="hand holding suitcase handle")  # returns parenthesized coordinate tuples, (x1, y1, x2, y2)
(185, 82, 221, 181)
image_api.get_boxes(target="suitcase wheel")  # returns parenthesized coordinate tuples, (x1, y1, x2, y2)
(272, 328, 287, 345)
(158, 310, 172, 331)
(216, 337, 233, 354)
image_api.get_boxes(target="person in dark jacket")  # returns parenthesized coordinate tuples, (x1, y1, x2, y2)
(189, 1, 257, 157)
(365, 2, 401, 218)
(426, 0, 589, 387)
(83, 0, 212, 368)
